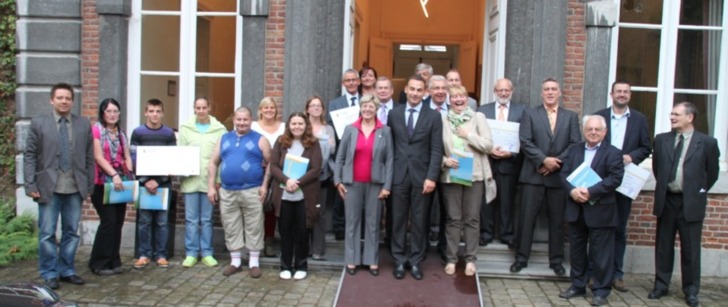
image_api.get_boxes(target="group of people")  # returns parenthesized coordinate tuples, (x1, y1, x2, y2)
(24, 63, 719, 307)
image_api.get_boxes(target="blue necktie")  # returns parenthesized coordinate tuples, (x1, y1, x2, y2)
(350, 96, 357, 107)
(407, 108, 415, 137)
(59, 117, 71, 171)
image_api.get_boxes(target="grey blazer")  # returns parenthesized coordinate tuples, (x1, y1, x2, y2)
(333, 124, 394, 190)
(24, 113, 94, 203)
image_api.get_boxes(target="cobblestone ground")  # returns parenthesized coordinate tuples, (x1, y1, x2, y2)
(2, 246, 728, 306)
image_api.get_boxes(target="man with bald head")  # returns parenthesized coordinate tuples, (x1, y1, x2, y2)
(446, 69, 478, 110)
(476, 78, 526, 248)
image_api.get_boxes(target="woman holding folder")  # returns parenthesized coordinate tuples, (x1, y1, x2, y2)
(440, 86, 495, 277)
(333, 94, 393, 276)
(269, 112, 322, 280)
(89, 98, 133, 276)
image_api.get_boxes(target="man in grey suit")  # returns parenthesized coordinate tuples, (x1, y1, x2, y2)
(511, 78, 580, 276)
(648, 102, 719, 307)
(328, 68, 361, 240)
(24, 83, 94, 290)
(388, 75, 443, 280)
(477, 78, 526, 248)
(593, 81, 652, 292)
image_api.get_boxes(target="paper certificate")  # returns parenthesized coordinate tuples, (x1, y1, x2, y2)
(617, 163, 651, 200)
(330, 106, 360, 139)
(486, 119, 520, 153)
(136, 146, 200, 176)
(566, 161, 602, 188)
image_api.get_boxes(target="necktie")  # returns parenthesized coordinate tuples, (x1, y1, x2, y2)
(350, 96, 357, 107)
(59, 117, 71, 172)
(668, 134, 684, 182)
(548, 109, 556, 133)
(498, 104, 506, 121)
(407, 108, 415, 137)
(379, 105, 388, 124)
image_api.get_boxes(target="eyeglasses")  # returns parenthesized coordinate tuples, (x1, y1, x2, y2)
(584, 127, 604, 132)
(104, 109, 121, 114)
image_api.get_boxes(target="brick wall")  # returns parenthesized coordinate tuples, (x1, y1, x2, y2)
(563, 0, 586, 114)
(265, 0, 286, 114)
(81, 0, 101, 222)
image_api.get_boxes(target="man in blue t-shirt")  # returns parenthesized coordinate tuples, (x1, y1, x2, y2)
(208, 106, 271, 278)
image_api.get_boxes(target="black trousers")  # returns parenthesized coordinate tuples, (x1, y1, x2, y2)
(391, 173, 431, 266)
(481, 172, 518, 242)
(568, 210, 615, 298)
(514, 184, 565, 264)
(279, 199, 309, 271)
(654, 193, 703, 295)
(89, 184, 126, 271)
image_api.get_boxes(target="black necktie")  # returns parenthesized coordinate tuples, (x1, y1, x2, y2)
(350, 97, 356, 107)
(668, 134, 684, 182)
(59, 117, 71, 172)
(407, 109, 415, 137)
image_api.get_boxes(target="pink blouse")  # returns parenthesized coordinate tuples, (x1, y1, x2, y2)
(352, 118, 384, 183)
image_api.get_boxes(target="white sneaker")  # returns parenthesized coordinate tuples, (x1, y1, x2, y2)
(279, 270, 292, 280)
(293, 271, 307, 280)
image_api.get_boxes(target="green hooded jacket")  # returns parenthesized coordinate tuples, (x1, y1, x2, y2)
(178, 115, 226, 193)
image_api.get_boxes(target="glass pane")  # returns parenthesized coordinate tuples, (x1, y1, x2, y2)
(673, 93, 716, 135)
(143, 0, 181, 11)
(140, 75, 180, 129)
(620, 0, 663, 24)
(195, 77, 235, 130)
(141, 15, 180, 72)
(196, 16, 236, 73)
(198, 0, 237, 12)
(680, 0, 724, 26)
(616, 28, 661, 87)
(674, 30, 722, 90)
(628, 91, 657, 141)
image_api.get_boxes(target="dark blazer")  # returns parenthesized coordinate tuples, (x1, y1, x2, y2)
(333, 123, 394, 189)
(326, 93, 360, 127)
(269, 139, 323, 228)
(478, 101, 527, 175)
(594, 107, 652, 165)
(24, 113, 94, 203)
(387, 103, 443, 186)
(652, 131, 720, 222)
(560, 142, 625, 228)
(519, 105, 580, 187)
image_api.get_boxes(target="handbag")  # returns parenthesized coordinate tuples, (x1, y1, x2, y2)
(263, 185, 274, 213)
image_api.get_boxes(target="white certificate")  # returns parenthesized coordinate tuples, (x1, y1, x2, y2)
(616, 163, 651, 200)
(330, 106, 360, 139)
(486, 119, 520, 153)
(136, 146, 200, 176)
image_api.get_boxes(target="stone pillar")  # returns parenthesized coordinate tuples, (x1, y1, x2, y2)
(15, 0, 83, 214)
(281, 0, 344, 117)
(240, 0, 268, 113)
(505, 0, 568, 106)
(96, 0, 131, 118)
(582, 1, 618, 115)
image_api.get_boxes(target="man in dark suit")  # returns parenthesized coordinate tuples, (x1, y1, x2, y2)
(648, 102, 720, 307)
(328, 68, 361, 240)
(477, 78, 526, 248)
(511, 78, 580, 275)
(24, 83, 94, 290)
(388, 75, 443, 280)
(558, 115, 625, 306)
(593, 81, 652, 291)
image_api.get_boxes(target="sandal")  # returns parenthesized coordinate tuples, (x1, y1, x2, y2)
(465, 262, 477, 276)
(444, 263, 456, 275)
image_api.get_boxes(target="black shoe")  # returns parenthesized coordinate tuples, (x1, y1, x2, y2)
(510, 261, 527, 273)
(93, 269, 114, 276)
(647, 288, 668, 300)
(335, 232, 345, 241)
(346, 266, 357, 275)
(393, 264, 405, 279)
(429, 231, 438, 242)
(410, 265, 423, 280)
(44, 278, 59, 290)
(112, 266, 124, 274)
(685, 294, 699, 307)
(558, 287, 586, 299)
(60, 275, 85, 285)
(591, 295, 607, 306)
(369, 267, 379, 276)
(479, 238, 492, 246)
(550, 263, 566, 276)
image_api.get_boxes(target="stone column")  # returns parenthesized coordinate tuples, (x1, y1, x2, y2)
(582, 1, 618, 115)
(96, 0, 131, 116)
(240, 0, 268, 112)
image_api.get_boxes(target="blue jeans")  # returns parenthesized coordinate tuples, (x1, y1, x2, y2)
(38, 192, 82, 280)
(184, 192, 214, 257)
(137, 209, 169, 259)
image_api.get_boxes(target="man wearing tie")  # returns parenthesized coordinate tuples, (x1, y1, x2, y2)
(426, 75, 448, 259)
(648, 102, 719, 307)
(511, 78, 580, 276)
(477, 78, 526, 248)
(328, 68, 361, 240)
(388, 75, 443, 280)
(375, 76, 398, 248)
(24, 83, 94, 290)
(593, 81, 651, 291)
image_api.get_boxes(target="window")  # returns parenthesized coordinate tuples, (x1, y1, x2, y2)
(128, 0, 241, 130)
(609, 0, 727, 163)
